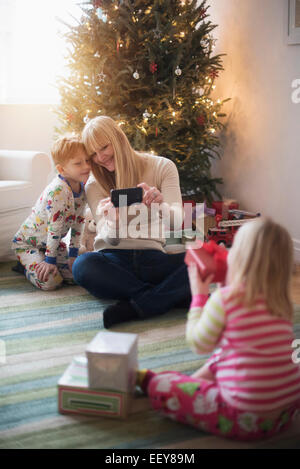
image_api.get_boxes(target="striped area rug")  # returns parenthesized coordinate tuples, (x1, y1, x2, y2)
(1, 261, 300, 449)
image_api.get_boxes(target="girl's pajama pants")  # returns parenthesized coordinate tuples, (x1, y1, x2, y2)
(147, 371, 299, 441)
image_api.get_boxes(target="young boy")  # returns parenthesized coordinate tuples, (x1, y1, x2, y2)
(12, 135, 91, 290)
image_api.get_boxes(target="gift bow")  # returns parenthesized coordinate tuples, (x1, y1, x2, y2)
(202, 241, 228, 273)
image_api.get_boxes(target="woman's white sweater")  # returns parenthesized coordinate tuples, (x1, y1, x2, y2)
(86, 154, 184, 252)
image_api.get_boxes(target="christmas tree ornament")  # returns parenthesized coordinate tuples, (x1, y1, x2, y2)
(143, 110, 151, 119)
(209, 69, 219, 79)
(199, 7, 207, 19)
(83, 115, 90, 124)
(175, 65, 182, 76)
(93, 0, 102, 8)
(133, 70, 140, 80)
(197, 115, 206, 126)
(153, 28, 162, 39)
(96, 8, 107, 22)
(116, 40, 124, 52)
(149, 62, 158, 74)
(97, 72, 106, 82)
(200, 38, 209, 49)
(194, 86, 204, 96)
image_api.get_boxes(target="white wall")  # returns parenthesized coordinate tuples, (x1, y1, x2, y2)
(208, 0, 300, 261)
(0, 104, 57, 178)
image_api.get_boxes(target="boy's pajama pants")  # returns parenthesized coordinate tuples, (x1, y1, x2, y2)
(15, 242, 74, 291)
(147, 371, 299, 441)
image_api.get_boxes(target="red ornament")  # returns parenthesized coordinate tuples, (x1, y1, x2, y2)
(93, 0, 102, 8)
(197, 115, 206, 126)
(149, 62, 158, 74)
(209, 69, 219, 79)
(155, 127, 159, 137)
(117, 41, 120, 52)
(199, 7, 207, 19)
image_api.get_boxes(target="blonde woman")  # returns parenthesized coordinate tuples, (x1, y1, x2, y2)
(72, 116, 190, 327)
(137, 218, 300, 441)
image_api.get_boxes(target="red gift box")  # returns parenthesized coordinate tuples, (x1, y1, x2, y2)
(185, 240, 228, 283)
(212, 201, 239, 217)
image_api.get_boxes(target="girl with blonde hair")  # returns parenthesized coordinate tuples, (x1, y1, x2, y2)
(137, 218, 300, 441)
(73, 116, 189, 327)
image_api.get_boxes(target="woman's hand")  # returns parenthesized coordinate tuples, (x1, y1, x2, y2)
(137, 182, 164, 207)
(35, 261, 58, 282)
(97, 197, 119, 224)
(187, 263, 214, 296)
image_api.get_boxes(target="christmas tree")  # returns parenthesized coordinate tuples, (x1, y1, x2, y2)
(56, 0, 228, 201)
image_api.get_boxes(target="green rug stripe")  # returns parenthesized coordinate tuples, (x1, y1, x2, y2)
(0, 407, 194, 450)
(0, 295, 100, 315)
(4, 319, 186, 356)
(1, 359, 204, 409)
(0, 365, 67, 388)
(5, 331, 100, 356)
(1, 387, 56, 407)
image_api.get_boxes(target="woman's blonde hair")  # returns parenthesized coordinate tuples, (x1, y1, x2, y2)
(82, 116, 149, 195)
(227, 217, 294, 320)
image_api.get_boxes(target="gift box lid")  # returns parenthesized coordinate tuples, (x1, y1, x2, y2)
(86, 331, 138, 356)
(58, 356, 89, 388)
(184, 240, 228, 283)
(185, 244, 216, 271)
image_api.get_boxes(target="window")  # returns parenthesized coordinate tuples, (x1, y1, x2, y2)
(0, 0, 81, 104)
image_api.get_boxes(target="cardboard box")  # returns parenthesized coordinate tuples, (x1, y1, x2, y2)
(58, 356, 131, 418)
(86, 331, 138, 393)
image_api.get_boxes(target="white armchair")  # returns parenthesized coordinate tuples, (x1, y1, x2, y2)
(0, 150, 52, 261)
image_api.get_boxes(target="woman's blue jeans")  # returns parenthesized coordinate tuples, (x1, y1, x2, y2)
(72, 249, 191, 319)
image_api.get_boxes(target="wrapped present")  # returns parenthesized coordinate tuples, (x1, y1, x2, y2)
(86, 331, 138, 393)
(164, 228, 204, 254)
(204, 201, 216, 217)
(57, 356, 131, 418)
(185, 240, 228, 283)
(212, 199, 239, 218)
